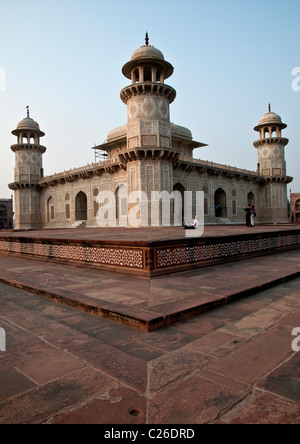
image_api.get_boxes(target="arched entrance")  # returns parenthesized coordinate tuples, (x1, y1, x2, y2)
(75, 192, 87, 221)
(47, 197, 55, 222)
(247, 192, 255, 206)
(295, 200, 300, 222)
(215, 188, 227, 218)
(0, 204, 7, 229)
(0, 204, 7, 218)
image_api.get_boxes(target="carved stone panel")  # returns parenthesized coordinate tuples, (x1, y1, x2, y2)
(141, 135, 157, 147)
(160, 136, 170, 148)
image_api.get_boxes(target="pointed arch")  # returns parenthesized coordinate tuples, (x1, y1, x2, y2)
(115, 184, 127, 226)
(215, 188, 227, 218)
(47, 197, 55, 222)
(75, 192, 87, 221)
(247, 192, 255, 206)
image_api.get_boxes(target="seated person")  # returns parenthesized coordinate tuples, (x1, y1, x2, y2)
(184, 216, 200, 230)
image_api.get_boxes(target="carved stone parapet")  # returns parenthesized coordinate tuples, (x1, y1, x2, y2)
(120, 82, 176, 104)
(11, 144, 47, 154)
(253, 137, 289, 149)
(174, 159, 263, 184)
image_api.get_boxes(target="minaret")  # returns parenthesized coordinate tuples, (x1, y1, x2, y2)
(120, 34, 178, 225)
(9, 108, 46, 229)
(253, 105, 292, 223)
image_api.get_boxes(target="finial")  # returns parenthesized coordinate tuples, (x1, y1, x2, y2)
(26, 105, 30, 118)
(145, 31, 149, 46)
(268, 103, 271, 113)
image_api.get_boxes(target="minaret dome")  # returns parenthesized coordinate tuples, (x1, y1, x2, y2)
(122, 33, 174, 86)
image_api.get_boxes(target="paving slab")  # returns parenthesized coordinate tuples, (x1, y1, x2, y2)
(50, 387, 147, 425)
(0, 367, 119, 424)
(205, 325, 293, 385)
(0, 368, 37, 402)
(147, 373, 249, 424)
(257, 353, 300, 404)
(220, 391, 300, 424)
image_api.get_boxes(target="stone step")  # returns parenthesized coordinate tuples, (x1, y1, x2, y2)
(0, 249, 300, 331)
(72, 221, 86, 229)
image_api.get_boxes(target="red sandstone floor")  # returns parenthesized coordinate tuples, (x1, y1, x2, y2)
(2, 224, 299, 242)
(0, 275, 299, 424)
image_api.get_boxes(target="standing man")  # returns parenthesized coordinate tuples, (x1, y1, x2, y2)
(244, 204, 252, 227)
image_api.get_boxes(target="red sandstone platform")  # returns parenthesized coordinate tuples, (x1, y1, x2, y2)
(1, 225, 299, 423)
(1, 225, 300, 277)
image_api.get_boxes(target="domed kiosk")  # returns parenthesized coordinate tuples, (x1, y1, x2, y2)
(254, 104, 287, 139)
(122, 33, 174, 84)
(12, 108, 45, 145)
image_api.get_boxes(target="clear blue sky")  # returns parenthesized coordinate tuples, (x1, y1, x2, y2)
(0, 0, 299, 198)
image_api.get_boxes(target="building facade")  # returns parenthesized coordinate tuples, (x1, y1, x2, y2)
(290, 192, 300, 222)
(9, 36, 292, 230)
(0, 198, 13, 229)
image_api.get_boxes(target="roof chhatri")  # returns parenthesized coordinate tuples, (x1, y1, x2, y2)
(12, 108, 45, 137)
(122, 35, 174, 81)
